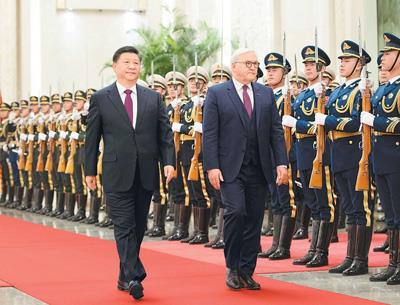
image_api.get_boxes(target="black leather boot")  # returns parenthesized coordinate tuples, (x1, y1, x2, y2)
(307, 220, 334, 267)
(370, 229, 398, 282)
(10, 186, 23, 209)
(205, 207, 224, 248)
(387, 231, 400, 285)
(39, 189, 54, 215)
(0, 184, 7, 205)
(190, 207, 210, 244)
(169, 205, 191, 241)
(148, 203, 167, 237)
(49, 192, 65, 216)
(293, 204, 310, 240)
(212, 208, 225, 249)
(58, 192, 75, 219)
(81, 196, 101, 224)
(329, 224, 356, 273)
(262, 206, 274, 236)
(34, 189, 44, 213)
(18, 188, 33, 210)
(374, 233, 389, 252)
(69, 194, 87, 221)
(181, 206, 198, 243)
(165, 201, 175, 222)
(4, 185, 14, 208)
(259, 214, 283, 258)
(269, 215, 296, 260)
(26, 188, 39, 212)
(293, 219, 320, 265)
(343, 224, 372, 276)
(164, 203, 181, 240)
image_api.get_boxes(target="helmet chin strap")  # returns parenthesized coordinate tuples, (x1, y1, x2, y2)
(388, 50, 400, 72)
(345, 58, 360, 79)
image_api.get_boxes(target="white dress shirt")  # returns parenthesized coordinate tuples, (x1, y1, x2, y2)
(345, 77, 360, 88)
(232, 77, 254, 109)
(116, 81, 138, 128)
(389, 75, 400, 84)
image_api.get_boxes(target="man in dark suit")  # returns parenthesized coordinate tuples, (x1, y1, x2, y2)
(203, 48, 288, 290)
(85, 46, 174, 300)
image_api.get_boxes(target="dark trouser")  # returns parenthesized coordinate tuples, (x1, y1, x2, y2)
(107, 164, 153, 283)
(376, 172, 400, 230)
(152, 163, 168, 205)
(334, 168, 373, 226)
(52, 147, 63, 192)
(221, 163, 267, 275)
(299, 166, 335, 222)
(9, 151, 20, 187)
(73, 147, 86, 195)
(185, 163, 212, 208)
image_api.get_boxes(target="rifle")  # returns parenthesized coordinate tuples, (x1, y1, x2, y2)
(356, 22, 371, 191)
(45, 120, 56, 172)
(309, 27, 326, 189)
(18, 123, 27, 170)
(282, 32, 292, 158)
(24, 120, 34, 171)
(36, 117, 46, 172)
(65, 118, 78, 174)
(172, 56, 181, 178)
(57, 119, 67, 173)
(188, 53, 201, 181)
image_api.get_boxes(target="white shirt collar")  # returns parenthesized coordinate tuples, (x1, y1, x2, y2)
(345, 77, 360, 88)
(389, 75, 400, 84)
(273, 86, 284, 94)
(116, 81, 137, 96)
(308, 82, 320, 91)
(232, 77, 252, 92)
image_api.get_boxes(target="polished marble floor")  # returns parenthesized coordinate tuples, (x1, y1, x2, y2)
(0, 207, 398, 305)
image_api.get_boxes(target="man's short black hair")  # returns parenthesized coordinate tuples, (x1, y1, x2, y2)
(112, 46, 140, 63)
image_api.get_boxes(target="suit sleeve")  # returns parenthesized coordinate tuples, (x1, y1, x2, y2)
(157, 93, 175, 167)
(202, 88, 220, 171)
(268, 89, 288, 166)
(84, 93, 102, 176)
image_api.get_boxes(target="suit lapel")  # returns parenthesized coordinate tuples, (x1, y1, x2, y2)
(107, 82, 134, 131)
(227, 80, 248, 129)
(136, 85, 147, 129)
(253, 83, 262, 128)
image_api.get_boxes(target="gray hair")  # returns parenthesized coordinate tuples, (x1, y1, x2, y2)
(231, 48, 257, 65)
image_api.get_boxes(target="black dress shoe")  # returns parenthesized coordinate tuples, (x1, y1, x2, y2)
(117, 280, 129, 291)
(128, 280, 144, 300)
(226, 269, 241, 290)
(239, 273, 261, 290)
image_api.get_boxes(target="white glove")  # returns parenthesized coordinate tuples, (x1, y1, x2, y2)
(359, 79, 373, 92)
(72, 112, 81, 121)
(59, 131, 68, 139)
(172, 122, 183, 133)
(2, 144, 8, 152)
(20, 133, 28, 141)
(315, 113, 327, 126)
(170, 98, 181, 109)
(84, 102, 90, 112)
(9, 112, 16, 121)
(81, 110, 88, 116)
(70, 131, 80, 140)
(360, 111, 375, 127)
(193, 122, 203, 133)
(314, 83, 324, 97)
(38, 133, 47, 141)
(48, 130, 56, 139)
(192, 96, 204, 107)
(38, 117, 45, 125)
(281, 86, 289, 97)
(17, 148, 22, 156)
(282, 115, 297, 128)
(28, 134, 35, 141)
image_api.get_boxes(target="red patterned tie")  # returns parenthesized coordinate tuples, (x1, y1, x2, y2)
(124, 89, 133, 124)
(243, 85, 253, 118)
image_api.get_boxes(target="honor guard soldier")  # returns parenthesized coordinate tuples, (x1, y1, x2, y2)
(322, 67, 336, 97)
(57, 92, 76, 220)
(146, 75, 170, 237)
(67, 90, 89, 222)
(289, 72, 308, 98)
(26, 96, 44, 213)
(16, 100, 32, 210)
(179, 65, 212, 245)
(82, 88, 102, 225)
(259, 52, 298, 260)
(205, 63, 232, 249)
(165, 71, 191, 241)
(0, 103, 16, 207)
(282, 46, 336, 267)
(363, 33, 400, 285)
(316, 40, 373, 275)
(36, 95, 53, 214)
(7, 101, 23, 208)
(48, 94, 65, 216)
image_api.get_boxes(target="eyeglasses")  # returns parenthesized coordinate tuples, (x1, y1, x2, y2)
(235, 61, 260, 69)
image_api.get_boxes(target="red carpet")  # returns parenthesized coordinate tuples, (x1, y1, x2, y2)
(0, 280, 11, 287)
(0, 215, 388, 305)
(143, 232, 388, 273)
